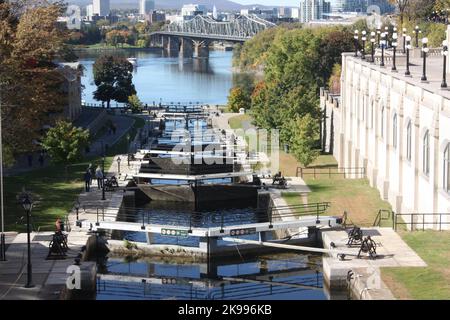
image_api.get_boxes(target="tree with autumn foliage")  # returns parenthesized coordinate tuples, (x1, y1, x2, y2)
(0, 0, 75, 166)
(227, 87, 250, 113)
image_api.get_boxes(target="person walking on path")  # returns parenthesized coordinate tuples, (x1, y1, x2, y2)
(88, 164, 95, 186)
(95, 165, 103, 189)
(84, 170, 91, 192)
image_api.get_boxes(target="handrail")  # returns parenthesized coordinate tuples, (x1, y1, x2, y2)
(296, 167, 365, 179)
(82, 202, 333, 230)
(372, 209, 391, 227)
(394, 212, 450, 231)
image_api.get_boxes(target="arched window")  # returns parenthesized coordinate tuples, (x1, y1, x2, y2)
(406, 121, 412, 161)
(423, 130, 429, 175)
(393, 114, 397, 149)
(381, 107, 384, 138)
(444, 143, 450, 193)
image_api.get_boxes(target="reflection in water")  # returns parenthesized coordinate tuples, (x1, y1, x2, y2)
(96, 254, 327, 300)
(77, 49, 233, 106)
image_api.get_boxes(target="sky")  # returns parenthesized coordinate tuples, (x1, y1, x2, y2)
(233, 0, 301, 6)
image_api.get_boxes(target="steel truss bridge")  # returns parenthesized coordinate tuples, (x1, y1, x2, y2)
(155, 14, 276, 43)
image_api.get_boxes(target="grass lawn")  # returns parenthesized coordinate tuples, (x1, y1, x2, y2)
(4, 156, 113, 232)
(280, 153, 391, 227)
(381, 231, 450, 300)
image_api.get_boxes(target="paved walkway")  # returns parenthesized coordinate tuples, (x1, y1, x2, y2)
(322, 227, 427, 300)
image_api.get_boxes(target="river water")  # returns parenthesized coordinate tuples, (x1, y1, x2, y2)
(77, 49, 234, 106)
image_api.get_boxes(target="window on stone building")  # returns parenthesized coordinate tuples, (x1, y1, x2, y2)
(406, 121, 412, 161)
(381, 107, 384, 138)
(423, 130, 429, 176)
(393, 114, 397, 149)
(444, 143, 450, 193)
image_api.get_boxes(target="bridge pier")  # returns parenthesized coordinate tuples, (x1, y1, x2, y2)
(193, 40, 210, 59)
(163, 36, 179, 57)
(179, 38, 193, 58)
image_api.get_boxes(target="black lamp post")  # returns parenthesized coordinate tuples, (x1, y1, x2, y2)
(384, 26, 390, 48)
(442, 40, 448, 88)
(370, 31, 375, 63)
(21, 193, 34, 288)
(421, 37, 429, 82)
(402, 27, 407, 54)
(75, 199, 80, 221)
(376, 26, 381, 47)
(102, 154, 106, 201)
(405, 35, 411, 76)
(414, 25, 420, 48)
(380, 32, 386, 67)
(361, 30, 366, 60)
(354, 30, 359, 57)
(392, 32, 398, 71)
(117, 156, 121, 174)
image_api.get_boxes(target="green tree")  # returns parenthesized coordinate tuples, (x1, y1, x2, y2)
(127, 94, 143, 113)
(228, 87, 250, 112)
(289, 114, 320, 168)
(42, 120, 90, 165)
(93, 55, 136, 108)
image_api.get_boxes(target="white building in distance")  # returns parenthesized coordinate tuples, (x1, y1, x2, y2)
(182, 4, 207, 20)
(299, 0, 330, 23)
(86, 4, 94, 20)
(93, 0, 110, 17)
(139, 0, 155, 16)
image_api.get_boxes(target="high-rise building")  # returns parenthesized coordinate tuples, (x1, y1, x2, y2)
(86, 4, 94, 20)
(291, 7, 300, 19)
(139, 0, 155, 16)
(300, 0, 330, 22)
(93, 0, 110, 17)
(213, 5, 218, 20)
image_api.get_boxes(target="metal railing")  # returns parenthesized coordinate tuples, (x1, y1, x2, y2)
(393, 213, 450, 231)
(372, 209, 392, 227)
(83, 202, 332, 234)
(296, 167, 366, 179)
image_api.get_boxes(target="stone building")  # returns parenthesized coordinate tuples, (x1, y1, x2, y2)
(57, 62, 82, 122)
(321, 31, 450, 229)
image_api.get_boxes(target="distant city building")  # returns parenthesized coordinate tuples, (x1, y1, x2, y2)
(181, 4, 207, 20)
(139, 0, 155, 16)
(328, 0, 393, 14)
(240, 7, 278, 21)
(148, 10, 166, 24)
(86, 4, 94, 21)
(278, 7, 292, 18)
(291, 7, 300, 19)
(166, 14, 184, 24)
(213, 5, 218, 20)
(300, 0, 330, 23)
(93, 0, 110, 17)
